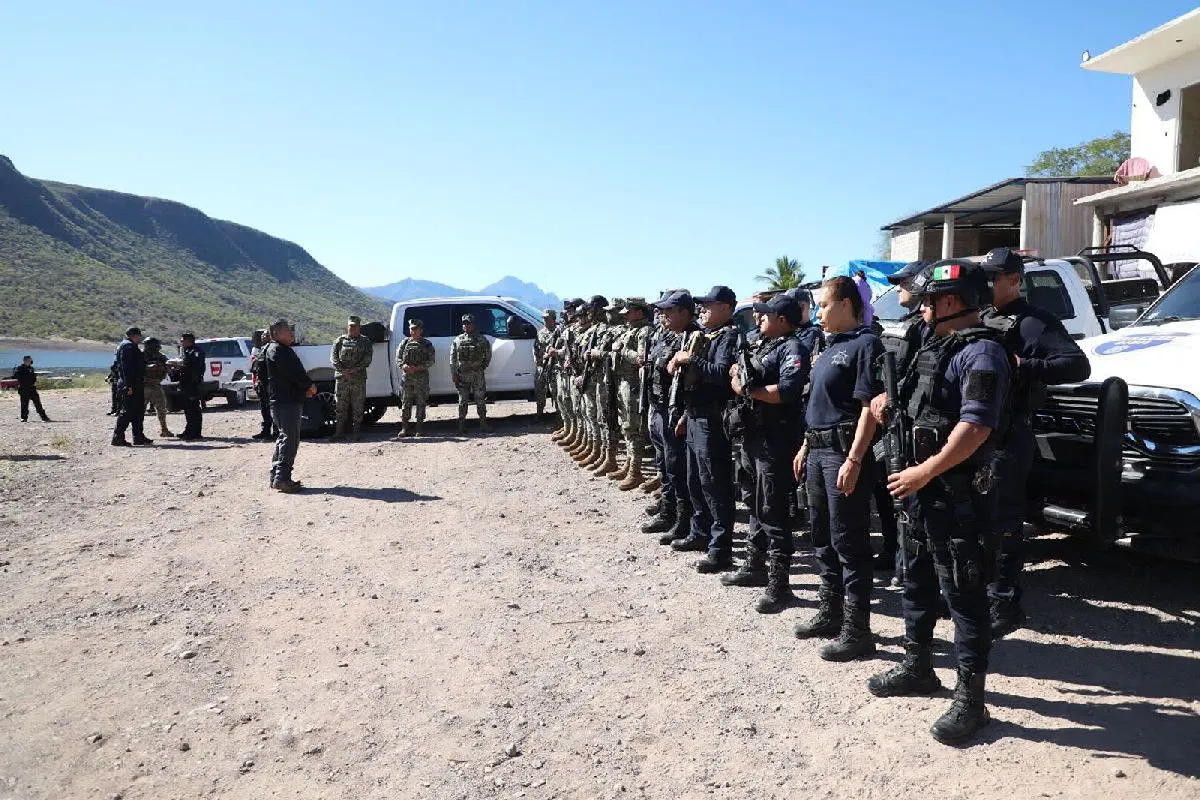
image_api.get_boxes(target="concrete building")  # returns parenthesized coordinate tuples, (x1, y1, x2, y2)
(1076, 9, 1200, 272)
(882, 177, 1112, 263)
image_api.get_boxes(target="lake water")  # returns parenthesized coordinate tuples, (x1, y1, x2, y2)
(0, 349, 115, 371)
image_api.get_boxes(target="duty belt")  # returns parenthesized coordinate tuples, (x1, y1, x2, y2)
(805, 423, 856, 453)
(685, 402, 724, 418)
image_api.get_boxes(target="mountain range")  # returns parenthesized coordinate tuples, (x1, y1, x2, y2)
(360, 276, 561, 311)
(0, 155, 389, 343)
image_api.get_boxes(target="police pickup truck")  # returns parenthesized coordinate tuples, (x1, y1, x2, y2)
(1031, 263, 1200, 556)
(286, 296, 544, 432)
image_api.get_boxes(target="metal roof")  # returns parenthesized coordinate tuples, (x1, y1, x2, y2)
(1081, 8, 1200, 76)
(881, 177, 1115, 231)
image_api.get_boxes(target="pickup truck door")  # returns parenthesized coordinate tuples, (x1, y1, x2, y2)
(1023, 264, 1104, 340)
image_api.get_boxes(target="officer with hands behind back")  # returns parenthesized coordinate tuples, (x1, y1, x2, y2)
(866, 258, 1012, 746)
(979, 247, 1091, 638)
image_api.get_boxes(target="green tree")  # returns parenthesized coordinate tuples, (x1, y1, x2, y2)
(1025, 131, 1131, 177)
(756, 255, 805, 291)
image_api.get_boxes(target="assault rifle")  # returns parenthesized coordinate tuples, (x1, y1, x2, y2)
(638, 326, 653, 416)
(667, 328, 708, 425)
(872, 350, 912, 580)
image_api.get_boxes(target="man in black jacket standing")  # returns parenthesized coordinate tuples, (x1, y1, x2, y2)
(13, 356, 51, 422)
(176, 333, 206, 441)
(112, 327, 152, 447)
(263, 319, 316, 493)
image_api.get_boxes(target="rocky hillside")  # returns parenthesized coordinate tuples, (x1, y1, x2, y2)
(0, 155, 388, 343)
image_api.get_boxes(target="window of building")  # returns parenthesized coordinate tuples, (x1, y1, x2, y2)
(1178, 83, 1200, 172)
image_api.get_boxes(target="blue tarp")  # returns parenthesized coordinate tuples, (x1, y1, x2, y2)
(823, 260, 908, 301)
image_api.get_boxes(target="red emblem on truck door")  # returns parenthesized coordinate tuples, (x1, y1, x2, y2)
(210, 362, 222, 377)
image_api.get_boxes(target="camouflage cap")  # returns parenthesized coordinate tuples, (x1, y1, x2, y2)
(408, 318, 423, 329)
(542, 308, 557, 318)
(625, 297, 650, 313)
(348, 315, 362, 326)
(461, 313, 475, 323)
(605, 297, 626, 312)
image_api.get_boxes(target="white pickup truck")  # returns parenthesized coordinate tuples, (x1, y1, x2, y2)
(1031, 263, 1200, 555)
(287, 296, 545, 431)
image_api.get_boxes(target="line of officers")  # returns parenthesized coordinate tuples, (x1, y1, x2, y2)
(537, 247, 1089, 745)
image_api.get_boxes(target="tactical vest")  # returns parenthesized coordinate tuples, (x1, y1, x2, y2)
(649, 329, 682, 402)
(900, 325, 1012, 459)
(455, 335, 486, 368)
(880, 312, 925, 376)
(979, 306, 1046, 415)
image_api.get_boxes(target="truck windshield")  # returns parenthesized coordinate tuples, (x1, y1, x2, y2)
(508, 300, 546, 327)
(1136, 264, 1200, 326)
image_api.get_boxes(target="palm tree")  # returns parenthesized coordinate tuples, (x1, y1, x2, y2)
(756, 256, 805, 291)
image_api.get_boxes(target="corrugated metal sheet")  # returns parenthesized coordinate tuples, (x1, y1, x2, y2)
(1024, 182, 1110, 257)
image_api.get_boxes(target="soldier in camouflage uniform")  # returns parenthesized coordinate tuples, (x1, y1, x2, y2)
(574, 296, 609, 468)
(589, 298, 626, 476)
(613, 298, 652, 489)
(451, 313, 492, 433)
(535, 309, 557, 419)
(394, 318, 436, 438)
(553, 300, 586, 450)
(141, 337, 174, 438)
(330, 315, 374, 441)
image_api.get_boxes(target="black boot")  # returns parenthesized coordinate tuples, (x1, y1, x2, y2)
(645, 497, 664, 517)
(695, 551, 732, 573)
(930, 667, 990, 745)
(793, 586, 843, 639)
(671, 535, 709, 553)
(721, 544, 767, 587)
(641, 506, 676, 534)
(819, 602, 876, 661)
(754, 553, 795, 613)
(867, 639, 943, 697)
(989, 595, 1025, 640)
(658, 502, 692, 546)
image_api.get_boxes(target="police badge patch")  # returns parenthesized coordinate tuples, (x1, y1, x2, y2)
(963, 370, 997, 402)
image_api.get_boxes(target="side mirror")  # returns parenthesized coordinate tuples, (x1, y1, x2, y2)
(1108, 306, 1143, 330)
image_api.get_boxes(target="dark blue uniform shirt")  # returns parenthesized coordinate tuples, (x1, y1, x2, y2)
(686, 324, 737, 409)
(797, 322, 824, 357)
(805, 326, 882, 429)
(992, 297, 1091, 387)
(756, 333, 810, 427)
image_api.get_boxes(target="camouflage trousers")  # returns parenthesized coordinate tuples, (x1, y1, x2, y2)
(617, 376, 645, 452)
(336, 377, 367, 432)
(557, 371, 575, 425)
(595, 375, 618, 449)
(535, 366, 553, 413)
(577, 379, 596, 440)
(143, 382, 170, 432)
(401, 373, 430, 423)
(456, 371, 487, 419)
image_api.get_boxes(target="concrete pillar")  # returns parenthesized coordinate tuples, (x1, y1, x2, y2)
(1092, 208, 1104, 248)
(1019, 199, 1029, 251)
(941, 214, 956, 259)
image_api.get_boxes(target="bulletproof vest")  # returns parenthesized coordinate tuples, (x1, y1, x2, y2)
(649, 329, 681, 400)
(880, 311, 925, 376)
(900, 325, 1011, 453)
(456, 334, 485, 367)
(980, 306, 1045, 414)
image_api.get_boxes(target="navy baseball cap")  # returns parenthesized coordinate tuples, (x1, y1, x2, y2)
(981, 247, 1025, 274)
(888, 261, 930, 285)
(783, 287, 813, 305)
(694, 285, 737, 305)
(752, 294, 804, 325)
(652, 290, 695, 312)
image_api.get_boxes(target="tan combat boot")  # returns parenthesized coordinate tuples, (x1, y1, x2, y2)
(606, 456, 630, 481)
(593, 443, 618, 475)
(641, 475, 662, 494)
(618, 460, 645, 491)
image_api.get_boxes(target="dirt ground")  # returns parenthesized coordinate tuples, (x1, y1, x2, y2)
(1, 389, 1198, 800)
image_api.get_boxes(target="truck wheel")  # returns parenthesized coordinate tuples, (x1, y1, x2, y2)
(226, 390, 246, 408)
(362, 402, 388, 425)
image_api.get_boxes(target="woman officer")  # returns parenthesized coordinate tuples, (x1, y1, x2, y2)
(793, 275, 883, 662)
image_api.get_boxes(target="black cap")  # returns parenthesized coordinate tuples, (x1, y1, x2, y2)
(981, 247, 1025, 274)
(652, 290, 695, 312)
(887, 260, 930, 285)
(783, 287, 813, 306)
(694, 285, 737, 305)
(752, 294, 804, 325)
(180, 332, 195, 341)
(125, 326, 141, 337)
(588, 294, 608, 309)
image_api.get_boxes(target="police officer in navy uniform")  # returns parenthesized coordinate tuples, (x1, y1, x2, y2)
(177, 333, 206, 441)
(870, 261, 930, 575)
(112, 326, 152, 447)
(980, 247, 1090, 637)
(724, 293, 812, 613)
(785, 287, 823, 356)
(867, 258, 1012, 745)
(645, 290, 699, 546)
(793, 277, 883, 661)
(667, 285, 739, 573)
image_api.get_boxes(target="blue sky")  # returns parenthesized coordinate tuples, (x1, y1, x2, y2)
(4, 1, 1196, 302)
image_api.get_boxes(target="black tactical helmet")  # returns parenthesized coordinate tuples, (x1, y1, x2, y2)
(910, 258, 991, 308)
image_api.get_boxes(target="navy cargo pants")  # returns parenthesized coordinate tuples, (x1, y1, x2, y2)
(807, 445, 875, 608)
(649, 403, 687, 508)
(686, 407, 734, 559)
(903, 475, 995, 672)
(744, 425, 798, 556)
(989, 416, 1035, 601)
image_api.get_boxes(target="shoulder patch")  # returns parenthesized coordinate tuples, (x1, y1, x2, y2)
(964, 370, 998, 403)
